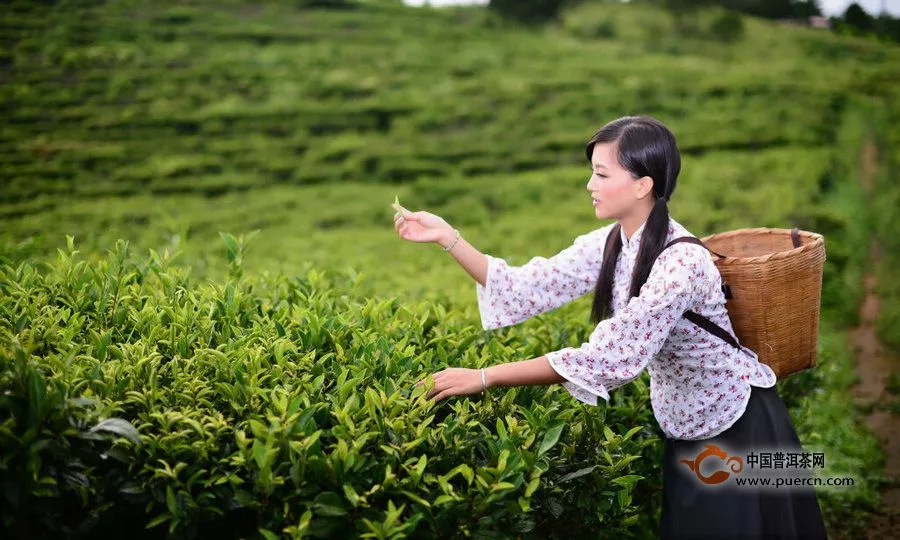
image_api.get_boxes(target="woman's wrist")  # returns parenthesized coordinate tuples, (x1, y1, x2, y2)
(484, 366, 494, 389)
(438, 227, 458, 249)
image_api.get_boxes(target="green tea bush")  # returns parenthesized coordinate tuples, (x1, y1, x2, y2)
(0, 235, 662, 538)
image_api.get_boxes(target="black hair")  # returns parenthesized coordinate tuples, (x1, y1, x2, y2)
(587, 115, 681, 325)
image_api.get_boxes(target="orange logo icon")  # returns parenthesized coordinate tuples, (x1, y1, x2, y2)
(679, 444, 745, 485)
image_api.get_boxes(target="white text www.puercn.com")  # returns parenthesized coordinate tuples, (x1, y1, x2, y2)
(734, 476, 854, 488)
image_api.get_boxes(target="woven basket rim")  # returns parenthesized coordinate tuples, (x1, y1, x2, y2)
(698, 227, 825, 265)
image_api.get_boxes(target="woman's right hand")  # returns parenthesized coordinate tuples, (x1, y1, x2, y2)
(393, 207, 454, 245)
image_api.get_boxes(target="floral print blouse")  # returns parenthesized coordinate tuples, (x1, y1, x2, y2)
(476, 216, 777, 440)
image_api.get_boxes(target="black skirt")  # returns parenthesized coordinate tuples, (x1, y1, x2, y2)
(659, 384, 828, 540)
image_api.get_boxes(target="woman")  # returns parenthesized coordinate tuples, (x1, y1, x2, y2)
(393, 115, 828, 539)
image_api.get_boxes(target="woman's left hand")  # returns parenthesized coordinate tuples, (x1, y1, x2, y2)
(416, 367, 485, 402)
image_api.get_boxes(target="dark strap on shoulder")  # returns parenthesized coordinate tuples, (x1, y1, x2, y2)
(658, 227, 803, 356)
(663, 236, 727, 259)
(666, 227, 801, 254)
(661, 235, 742, 350)
(683, 310, 742, 351)
(662, 235, 732, 299)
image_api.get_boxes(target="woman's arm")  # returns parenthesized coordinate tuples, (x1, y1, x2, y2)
(418, 241, 712, 404)
(417, 356, 566, 402)
(438, 228, 489, 287)
(485, 356, 567, 388)
(472, 225, 613, 331)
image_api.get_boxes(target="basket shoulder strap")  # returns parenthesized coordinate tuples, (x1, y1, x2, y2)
(683, 310, 742, 351)
(664, 229, 804, 357)
(664, 238, 743, 351)
(663, 236, 727, 259)
(662, 236, 732, 299)
(667, 228, 800, 253)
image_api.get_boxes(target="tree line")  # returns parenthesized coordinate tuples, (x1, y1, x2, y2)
(488, 0, 900, 45)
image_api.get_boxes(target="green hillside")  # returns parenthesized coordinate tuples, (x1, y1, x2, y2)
(2, 0, 897, 295)
(2, 0, 899, 537)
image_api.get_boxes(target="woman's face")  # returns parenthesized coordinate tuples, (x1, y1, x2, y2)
(586, 142, 653, 220)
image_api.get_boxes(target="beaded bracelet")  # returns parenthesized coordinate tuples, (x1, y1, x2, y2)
(443, 229, 461, 252)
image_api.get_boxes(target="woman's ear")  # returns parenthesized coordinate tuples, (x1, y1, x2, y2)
(635, 176, 654, 199)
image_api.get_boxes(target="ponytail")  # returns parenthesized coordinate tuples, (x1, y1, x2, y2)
(590, 221, 622, 323)
(589, 196, 670, 325)
(628, 196, 670, 299)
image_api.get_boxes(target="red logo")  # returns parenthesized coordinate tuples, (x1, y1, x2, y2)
(679, 444, 745, 485)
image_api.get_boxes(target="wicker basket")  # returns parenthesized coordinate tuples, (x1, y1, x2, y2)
(699, 228, 826, 378)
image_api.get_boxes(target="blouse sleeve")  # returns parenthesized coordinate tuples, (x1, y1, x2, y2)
(476, 224, 614, 331)
(545, 242, 715, 405)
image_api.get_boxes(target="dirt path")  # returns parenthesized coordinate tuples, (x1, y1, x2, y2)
(847, 136, 900, 537)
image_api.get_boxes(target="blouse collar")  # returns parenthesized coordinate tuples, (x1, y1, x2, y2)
(619, 218, 648, 253)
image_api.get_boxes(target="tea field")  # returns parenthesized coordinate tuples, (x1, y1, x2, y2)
(1, 0, 899, 538)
